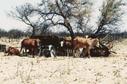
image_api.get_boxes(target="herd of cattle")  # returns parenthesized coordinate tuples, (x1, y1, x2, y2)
(4, 35, 113, 58)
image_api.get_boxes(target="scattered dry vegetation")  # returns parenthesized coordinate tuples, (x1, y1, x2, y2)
(0, 37, 127, 84)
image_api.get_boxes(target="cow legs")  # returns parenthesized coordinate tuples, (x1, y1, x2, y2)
(73, 48, 80, 58)
(32, 51, 35, 58)
(23, 48, 28, 56)
(75, 49, 81, 58)
(84, 47, 91, 58)
(20, 46, 27, 56)
(20, 47, 23, 54)
(87, 48, 91, 58)
(72, 49, 76, 58)
(32, 49, 34, 58)
(38, 46, 42, 56)
(80, 48, 84, 58)
(20, 46, 26, 56)
(29, 48, 35, 58)
(87, 47, 91, 58)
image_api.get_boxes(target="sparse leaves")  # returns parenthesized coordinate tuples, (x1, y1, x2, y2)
(95, 0, 125, 34)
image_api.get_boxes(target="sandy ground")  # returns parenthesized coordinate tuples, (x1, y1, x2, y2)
(0, 38, 127, 84)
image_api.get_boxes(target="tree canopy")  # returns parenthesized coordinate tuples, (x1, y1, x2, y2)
(9, 0, 126, 38)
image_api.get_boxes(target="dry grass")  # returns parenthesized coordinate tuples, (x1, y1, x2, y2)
(0, 37, 127, 84)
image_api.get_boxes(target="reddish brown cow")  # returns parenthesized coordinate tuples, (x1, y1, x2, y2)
(73, 36, 99, 58)
(5, 46, 20, 56)
(20, 38, 40, 57)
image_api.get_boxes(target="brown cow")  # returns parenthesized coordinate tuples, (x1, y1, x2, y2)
(73, 36, 99, 58)
(5, 46, 20, 56)
(20, 38, 40, 57)
(30, 35, 63, 56)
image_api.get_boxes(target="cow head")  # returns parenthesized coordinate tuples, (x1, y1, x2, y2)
(90, 38, 100, 48)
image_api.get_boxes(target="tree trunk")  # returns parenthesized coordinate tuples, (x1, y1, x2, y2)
(55, 0, 75, 39)
(95, 18, 105, 35)
(95, 27, 101, 35)
(31, 27, 36, 36)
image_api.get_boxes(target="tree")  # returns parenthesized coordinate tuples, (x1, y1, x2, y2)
(95, 0, 126, 35)
(0, 29, 7, 37)
(35, 0, 92, 40)
(9, 3, 42, 36)
(8, 29, 25, 38)
(9, 0, 125, 38)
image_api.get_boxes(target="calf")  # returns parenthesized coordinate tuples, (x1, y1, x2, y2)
(5, 46, 20, 56)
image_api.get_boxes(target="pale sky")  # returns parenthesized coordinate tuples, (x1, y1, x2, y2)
(0, 0, 40, 31)
(0, 0, 127, 32)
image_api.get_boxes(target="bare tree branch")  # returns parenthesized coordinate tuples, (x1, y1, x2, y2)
(95, 0, 125, 35)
